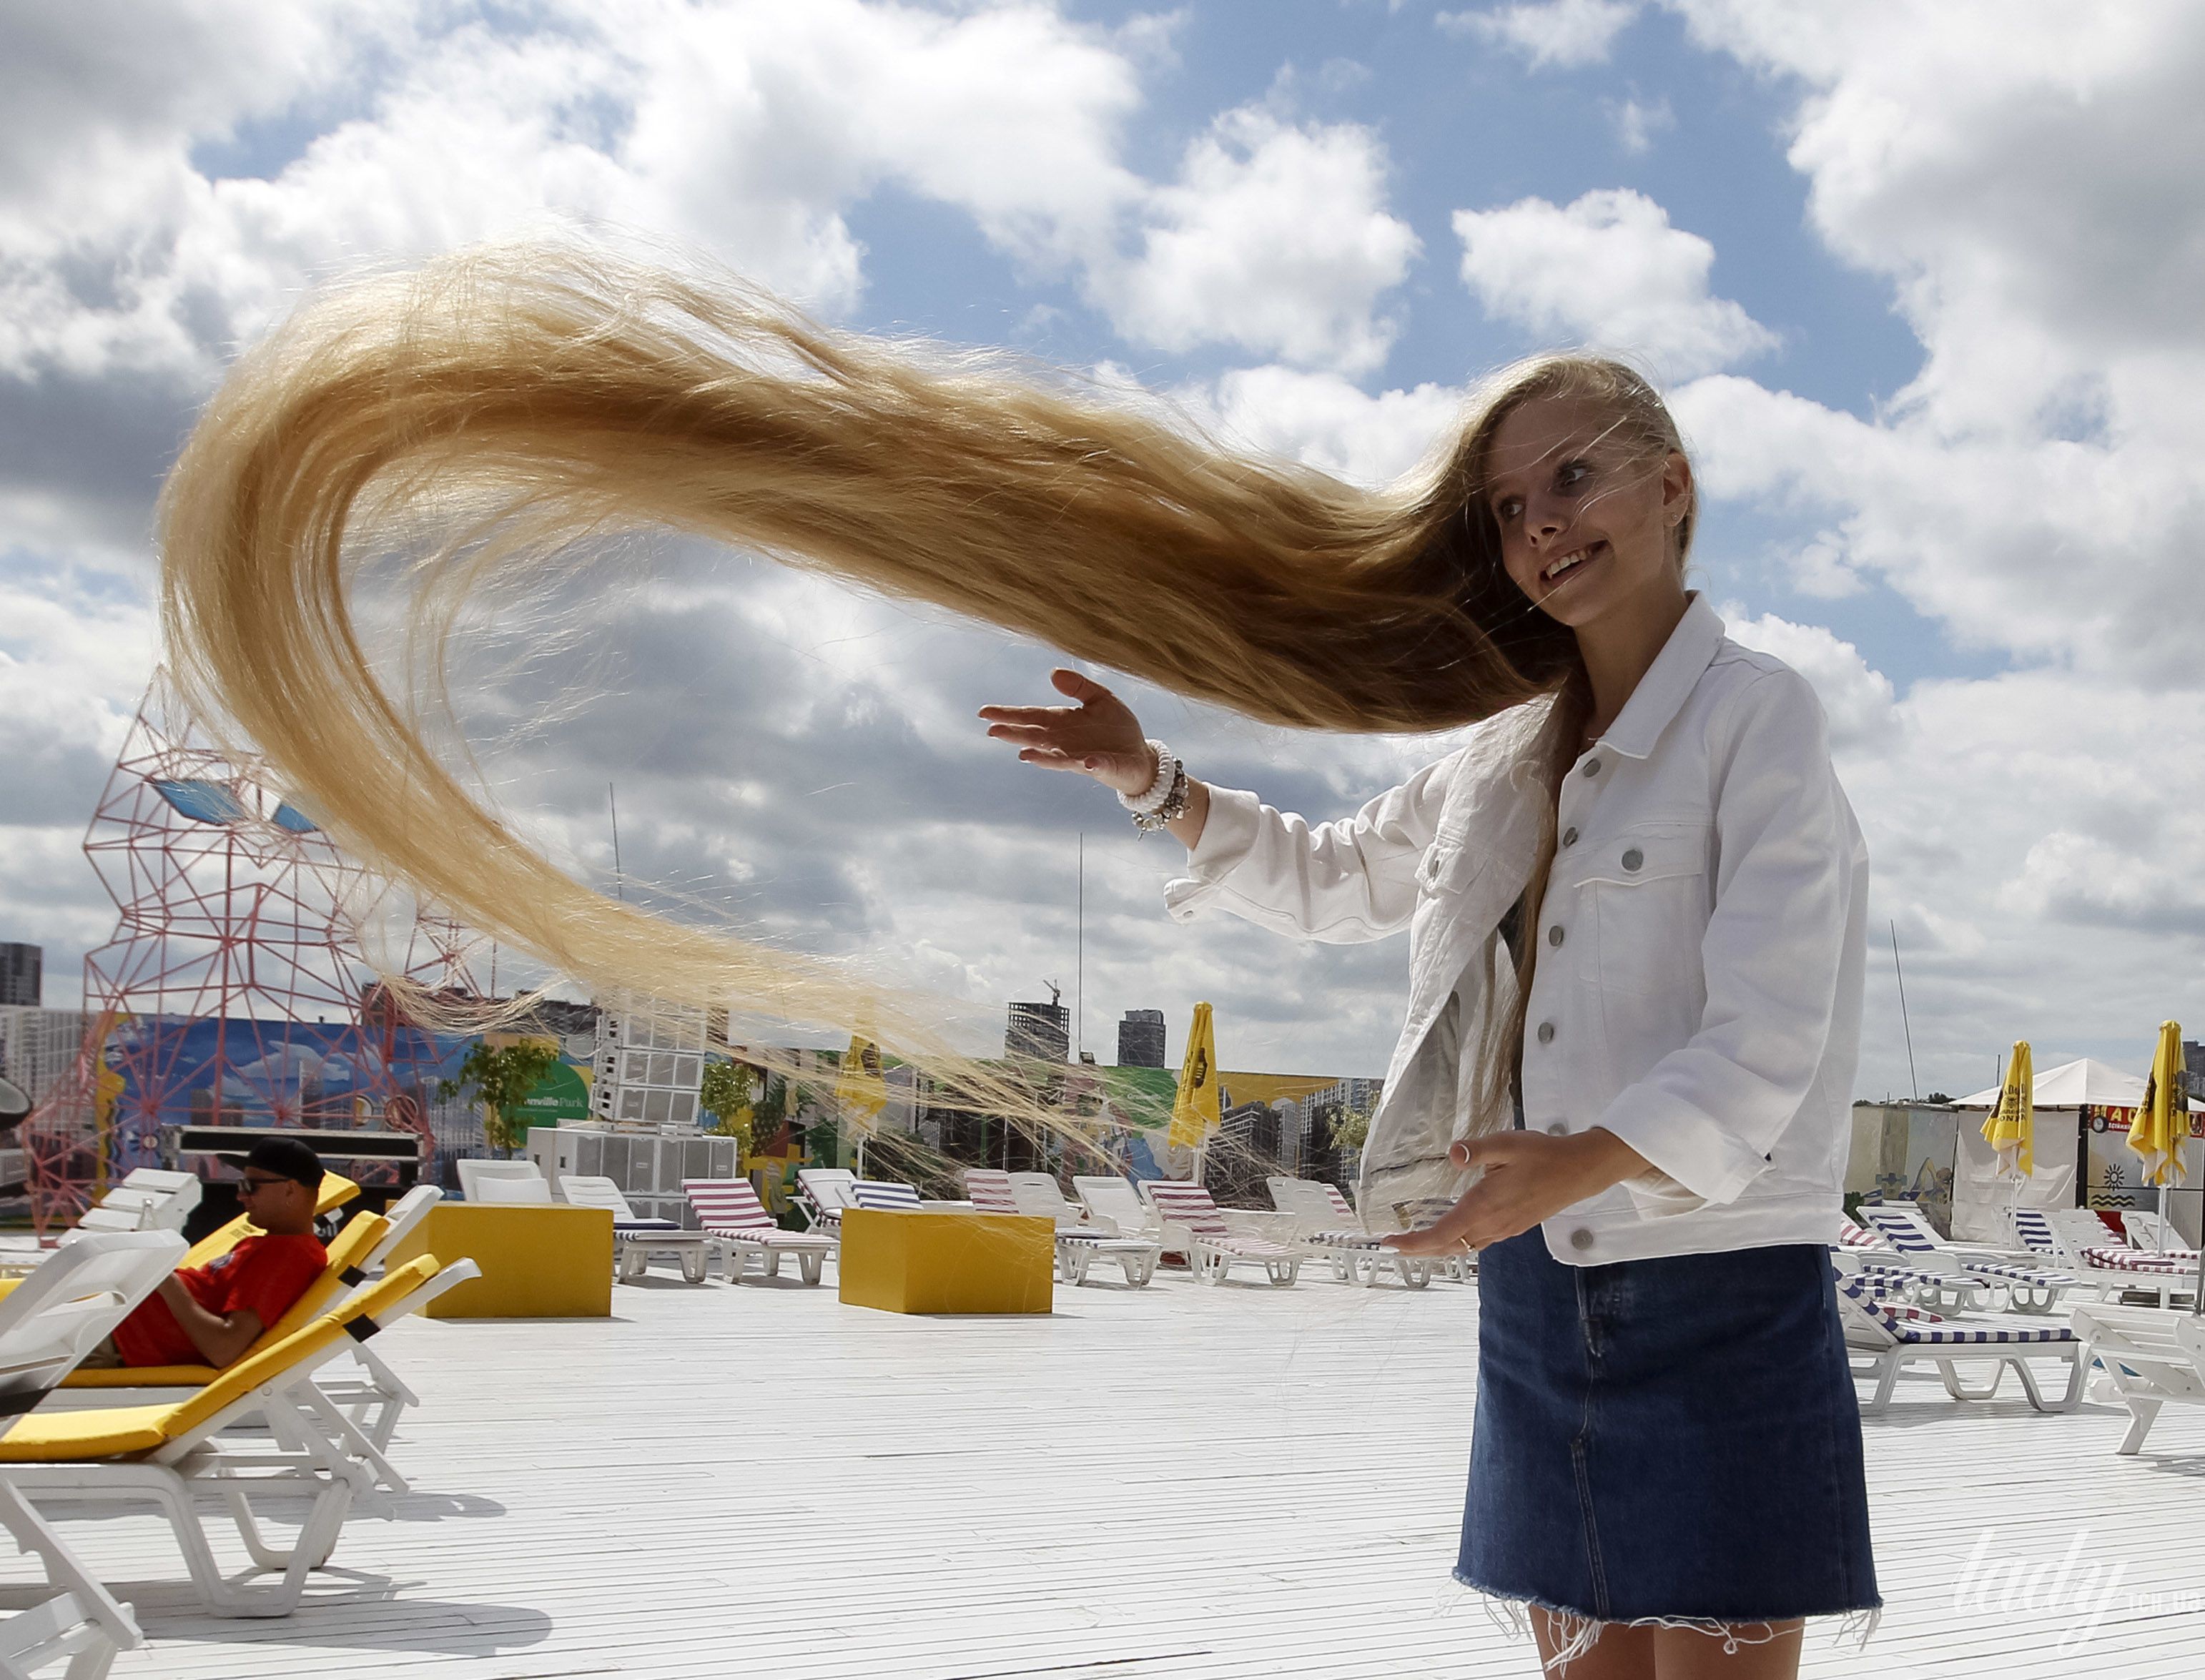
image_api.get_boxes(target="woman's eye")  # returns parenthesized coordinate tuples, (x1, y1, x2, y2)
(1494, 497, 1521, 522)
(1556, 460, 1592, 492)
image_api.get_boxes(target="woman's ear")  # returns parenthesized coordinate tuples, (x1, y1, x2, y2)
(1661, 450, 1693, 525)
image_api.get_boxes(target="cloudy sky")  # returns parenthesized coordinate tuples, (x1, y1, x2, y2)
(4, 0, 2201, 1100)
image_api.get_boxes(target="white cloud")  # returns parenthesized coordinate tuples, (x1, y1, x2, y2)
(1453, 188, 1777, 378)
(1177, 365, 1465, 489)
(1439, 0, 1644, 68)
(1100, 107, 1421, 374)
(1607, 94, 1674, 154)
(1657, 2, 2205, 681)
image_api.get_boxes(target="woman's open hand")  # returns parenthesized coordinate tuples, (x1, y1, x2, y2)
(1386, 1128, 1652, 1255)
(979, 669, 1156, 797)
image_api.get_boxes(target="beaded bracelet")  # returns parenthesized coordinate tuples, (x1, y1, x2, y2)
(1130, 759, 1190, 834)
(1118, 739, 1177, 816)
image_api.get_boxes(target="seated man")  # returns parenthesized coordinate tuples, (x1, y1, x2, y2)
(102, 1138, 330, 1370)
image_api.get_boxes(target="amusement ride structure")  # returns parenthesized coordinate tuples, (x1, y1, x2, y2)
(16, 670, 474, 1230)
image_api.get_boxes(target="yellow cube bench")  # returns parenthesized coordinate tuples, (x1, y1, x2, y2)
(837, 1210, 1054, 1315)
(383, 1203, 613, 1318)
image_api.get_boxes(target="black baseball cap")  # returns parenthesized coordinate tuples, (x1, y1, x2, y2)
(245, 1136, 325, 1191)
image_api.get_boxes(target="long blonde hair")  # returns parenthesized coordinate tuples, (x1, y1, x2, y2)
(157, 239, 1691, 1128)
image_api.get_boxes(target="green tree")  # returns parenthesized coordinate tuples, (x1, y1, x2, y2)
(1329, 1105, 1372, 1155)
(699, 1059, 758, 1152)
(438, 1039, 561, 1157)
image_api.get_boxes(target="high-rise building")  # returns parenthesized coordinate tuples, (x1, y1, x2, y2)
(1117, 1008, 1167, 1068)
(0, 1007, 92, 1105)
(1006, 998, 1070, 1062)
(0, 944, 39, 1007)
(2186, 1039, 2205, 1101)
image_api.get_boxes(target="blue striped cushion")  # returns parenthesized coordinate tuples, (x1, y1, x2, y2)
(851, 1180, 922, 1210)
(2010, 1208, 2057, 1252)
(1893, 1323, 2077, 1345)
(1857, 1205, 1943, 1253)
(1962, 1260, 2074, 1287)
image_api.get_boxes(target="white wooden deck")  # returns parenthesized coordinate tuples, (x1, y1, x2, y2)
(16, 1262, 2205, 1679)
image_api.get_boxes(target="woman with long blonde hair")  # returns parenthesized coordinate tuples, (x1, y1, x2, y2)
(160, 242, 1875, 1676)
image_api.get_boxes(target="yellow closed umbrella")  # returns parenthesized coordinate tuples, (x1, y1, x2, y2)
(834, 1033, 889, 1173)
(1983, 1041, 2033, 1179)
(1168, 1002, 1221, 1153)
(2128, 1020, 2186, 1190)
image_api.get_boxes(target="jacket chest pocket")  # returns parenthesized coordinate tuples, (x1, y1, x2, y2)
(1577, 824, 1712, 1000)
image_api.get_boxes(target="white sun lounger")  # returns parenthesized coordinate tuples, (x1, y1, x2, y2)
(1, 1255, 474, 1620)
(2012, 1206, 2195, 1308)
(1834, 1270, 2085, 1415)
(794, 1167, 859, 1234)
(1144, 1182, 1300, 1287)
(5, 1252, 474, 1614)
(684, 1178, 834, 1285)
(2069, 1301, 2205, 1454)
(965, 1171, 1158, 1286)
(1071, 1176, 1165, 1246)
(1853, 1203, 2075, 1313)
(0, 1232, 189, 1674)
(1829, 1215, 1983, 1307)
(558, 1175, 712, 1283)
(1266, 1176, 1433, 1288)
(455, 1157, 548, 1202)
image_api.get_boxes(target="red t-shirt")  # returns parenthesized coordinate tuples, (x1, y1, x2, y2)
(111, 1232, 328, 1368)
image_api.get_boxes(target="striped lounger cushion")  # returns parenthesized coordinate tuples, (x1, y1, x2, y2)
(1894, 1323, 2078, 1345)
(1838, 1276, 2074, 1344)
(850, 1181, 923, 1211)
(1836, 1278, 1943, 1330)
(684, 1180, 831, 1245)
(2083, 1246, 2197, 1274)
(1306, 1229, 1387, 1250)
(1963, 1260, 2074, 1286)
(1146, 1185, 1295, 1260)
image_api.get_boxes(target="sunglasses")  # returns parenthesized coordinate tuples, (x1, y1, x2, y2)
(240, 1173, 299, 1195)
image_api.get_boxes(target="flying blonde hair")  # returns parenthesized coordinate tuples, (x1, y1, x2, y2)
(157, 239, 1692, 1140)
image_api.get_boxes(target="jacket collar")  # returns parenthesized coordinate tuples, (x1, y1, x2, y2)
(1594, 592, 1725, 761)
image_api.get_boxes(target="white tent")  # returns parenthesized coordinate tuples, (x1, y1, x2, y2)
(1950, 1056, 2202, 1245)
(1955, 1055, 2203, 1112)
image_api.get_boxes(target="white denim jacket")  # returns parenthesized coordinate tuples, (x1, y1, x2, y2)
(1163, 595, 1868, 1265)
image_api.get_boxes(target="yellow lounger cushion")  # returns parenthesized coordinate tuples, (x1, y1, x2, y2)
(61, 1208, 390, 1390)
(0, 1406, 174, 1461)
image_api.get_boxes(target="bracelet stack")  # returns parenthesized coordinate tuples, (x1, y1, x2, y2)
(1120, 739, 1191, 834)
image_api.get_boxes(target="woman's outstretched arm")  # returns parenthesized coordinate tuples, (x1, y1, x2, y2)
(979, 668, 1210, 849)
(982, 666, 1453, 944)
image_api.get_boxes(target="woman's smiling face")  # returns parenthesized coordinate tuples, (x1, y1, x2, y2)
(1483, 393, 1693, 633)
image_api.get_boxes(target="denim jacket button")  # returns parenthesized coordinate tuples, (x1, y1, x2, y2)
(1569, 1227, 1595, 1251)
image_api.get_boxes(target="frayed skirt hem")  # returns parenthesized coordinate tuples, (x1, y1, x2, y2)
(1449, 1574, 1882, 1674)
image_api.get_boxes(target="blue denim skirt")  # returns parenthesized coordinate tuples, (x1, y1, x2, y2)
(1458, 1227, 1878, 1632)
